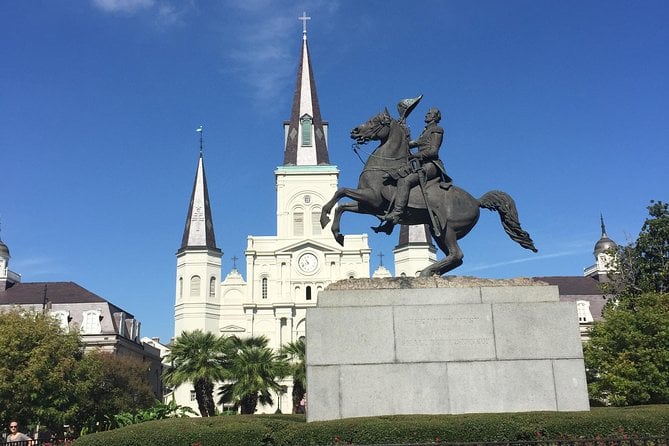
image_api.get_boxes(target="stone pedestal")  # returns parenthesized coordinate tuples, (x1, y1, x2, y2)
(306, 277, 589, 422)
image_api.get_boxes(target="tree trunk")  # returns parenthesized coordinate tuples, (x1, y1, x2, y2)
(292, 379, 305, 414)
(240, 393, 258, 414)
(194, 378, 216, 417)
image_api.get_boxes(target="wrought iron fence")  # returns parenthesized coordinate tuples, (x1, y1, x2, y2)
(0, 440, 73, 446)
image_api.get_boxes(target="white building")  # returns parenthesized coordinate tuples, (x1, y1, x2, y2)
(172, 25, 390, 414)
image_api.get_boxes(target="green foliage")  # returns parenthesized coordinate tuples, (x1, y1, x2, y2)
(163, 330, 228, 417)
(76, 351, 157, 433)
(606, 200, 669, 296)
(585, 201, 669, 406)
(0, 309, 85, 432)
(109, 399, 197, 429)
(218, 335, 290, 414)
(280, 338, 306, 414)
(71, 406, 669, 446)
(585, 292, 669, 406)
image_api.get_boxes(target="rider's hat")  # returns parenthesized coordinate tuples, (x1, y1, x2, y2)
(397, 94, 423, 121)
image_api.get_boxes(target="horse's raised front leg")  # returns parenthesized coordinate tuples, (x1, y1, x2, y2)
(328, 201, 361, 245)
(320, 186, 383, 229)
(419, 225, 463, 277)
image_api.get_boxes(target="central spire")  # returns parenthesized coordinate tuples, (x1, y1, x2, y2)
(283, 13, 330, 166)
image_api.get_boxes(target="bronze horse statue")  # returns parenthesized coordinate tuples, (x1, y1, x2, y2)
(320, 108, 537, 276)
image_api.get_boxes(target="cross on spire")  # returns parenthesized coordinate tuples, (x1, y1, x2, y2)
(231, 255, 239, 269)
(196, 125, 204, 155)
(378, 251, 385, 267)
(299, 12, 311, 39)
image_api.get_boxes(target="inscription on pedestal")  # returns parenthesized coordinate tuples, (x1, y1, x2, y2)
(394, 304, 495, 362)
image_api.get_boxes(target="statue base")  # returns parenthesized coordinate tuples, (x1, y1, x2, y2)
(306, 277, 589, 422)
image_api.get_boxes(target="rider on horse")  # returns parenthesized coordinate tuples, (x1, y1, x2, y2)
(383, 103, 453, 224)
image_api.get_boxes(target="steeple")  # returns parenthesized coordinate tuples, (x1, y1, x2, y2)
(393, 224, 437, 277)
(179, 150, 219, 253)
(283, 13, 330, 166)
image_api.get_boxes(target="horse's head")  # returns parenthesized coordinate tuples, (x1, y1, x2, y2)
(350, 108, 393, 144)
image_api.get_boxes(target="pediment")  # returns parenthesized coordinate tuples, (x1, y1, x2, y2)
(220, 325, 246, 333)
(275, 239, 342, 255)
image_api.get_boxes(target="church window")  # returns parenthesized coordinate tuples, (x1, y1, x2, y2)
(209, 276, 216, 297)
(262, 277, 268, 299)
(190, 390, 197, 401)
(576, 300, 594, 323)
(306, 286, 312, 301)
(81, 310, 102, 335)
(304, 195, 311, 204)
(294, 210, 304, 236)
(312, 208, 321, 235)
(190, 276, 201, 296)
(301, 115, 313, 146)
(179, 277, 183, 298)
(50, 310, 70, 332)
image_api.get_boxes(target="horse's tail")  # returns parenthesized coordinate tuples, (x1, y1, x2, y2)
(479, 190, 538, 252)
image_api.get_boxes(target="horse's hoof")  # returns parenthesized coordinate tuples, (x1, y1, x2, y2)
(418, 268, 434, 277)
(320, 215, 330, 229)
(335, 234, 345, 246)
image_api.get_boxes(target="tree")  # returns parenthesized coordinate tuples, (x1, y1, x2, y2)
(584, 292, 669, 405)
(218, 336, 289, 414)
(163, 330, 227, 417)
(585, 200, 669, 406)
(605, 200, 669, 296)
(279, 339, 305, 414)
(76, 351, 157, 432)
(0, 309, 85, 433)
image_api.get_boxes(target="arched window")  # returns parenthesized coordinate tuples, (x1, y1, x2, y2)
(301, 115, 313, 146)
(261, 277, 268, 299)
(576, 300, 594, 323)
(81, 310, 102, 335)
(311, 208, 321, 235)
(190, 276, 201, 296)
(178, 277, 183, 298)
(209, 276, 216, 297)
(306, 286, 312, 301)
(294, 209, 304, 236)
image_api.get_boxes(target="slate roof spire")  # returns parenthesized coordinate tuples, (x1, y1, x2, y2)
(283, 14, 330, 166)
(395, 224, 435, 249)
(179, 136, 219, 253)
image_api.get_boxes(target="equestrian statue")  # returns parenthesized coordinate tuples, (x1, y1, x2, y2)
(320, 95, 537, 277)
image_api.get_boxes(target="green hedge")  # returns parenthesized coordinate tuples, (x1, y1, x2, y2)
(73, 405, 669, 446)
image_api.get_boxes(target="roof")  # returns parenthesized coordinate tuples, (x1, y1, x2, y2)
(283, 33, 330, 166)
(534, 275, 609, 319)
(179, 154, 220, 252)
(0, 281, 129, 316)
(396, 224, 435, 249)
(534, 275, 605, 295)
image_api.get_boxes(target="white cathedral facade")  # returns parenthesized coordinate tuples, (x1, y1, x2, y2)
(171, 27, 436, 413)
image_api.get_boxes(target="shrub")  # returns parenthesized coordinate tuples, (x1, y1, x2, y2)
(73, 405, 669, 446)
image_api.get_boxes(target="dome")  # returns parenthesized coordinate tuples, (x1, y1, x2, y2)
(593, 235, 617, 257)
(593, 215, 617, 257)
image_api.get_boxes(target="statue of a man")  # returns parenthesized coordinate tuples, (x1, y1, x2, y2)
(383, 107, 452, 224)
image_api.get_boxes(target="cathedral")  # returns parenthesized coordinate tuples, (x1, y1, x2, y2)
(170, 24, 438, 413)
(169, 22, 617, 414)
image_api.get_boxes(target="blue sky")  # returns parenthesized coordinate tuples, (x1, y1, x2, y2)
(2, 0, 667, 344)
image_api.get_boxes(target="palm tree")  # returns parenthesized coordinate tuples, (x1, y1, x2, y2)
(218, 335, 289, 414)
(163, 330, 227, 417)
(280, 338, 306, 414)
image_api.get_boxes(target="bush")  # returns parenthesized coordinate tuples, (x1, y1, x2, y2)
(72, 405, 669, 446)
